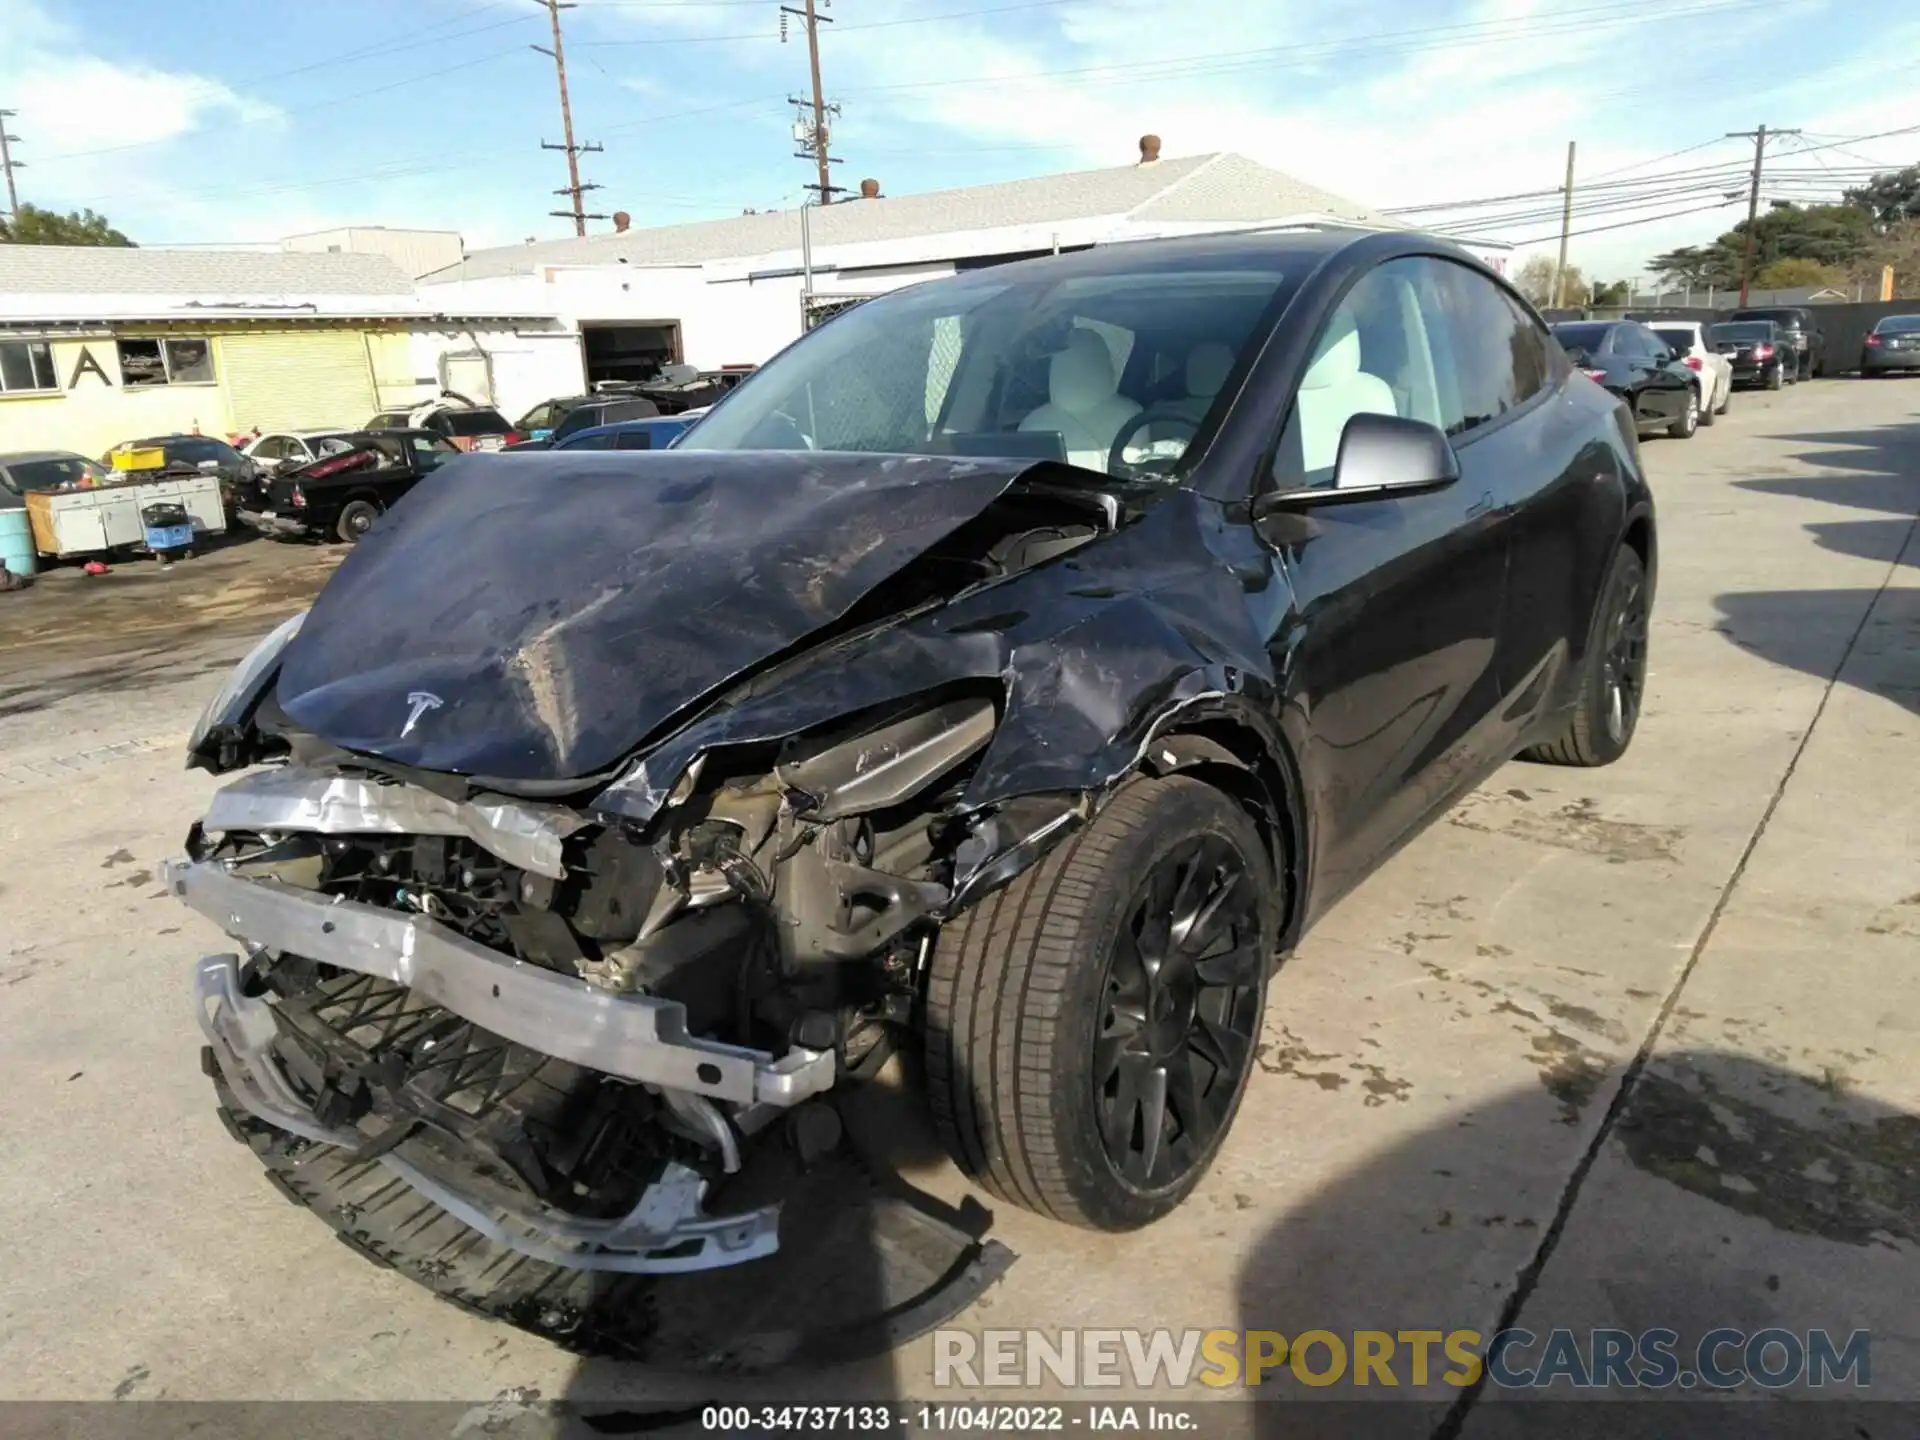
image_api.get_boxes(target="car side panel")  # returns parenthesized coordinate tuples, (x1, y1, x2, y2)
(1492, 373, 1630, 726)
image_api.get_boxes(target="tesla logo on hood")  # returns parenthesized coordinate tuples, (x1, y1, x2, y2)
(400, 690, 444, 737)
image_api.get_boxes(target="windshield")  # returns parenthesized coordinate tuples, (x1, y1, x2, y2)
(1711, 322, 1773, 342)
(1872, 315, 1920, 335)
(6, 456, 97, 492)
(676, 262, 1292, 479)
(1551, 323, 1612, 354)
(1652, 328, 1696, 353)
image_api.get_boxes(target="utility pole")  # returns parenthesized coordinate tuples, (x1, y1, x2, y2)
(0, 110, 23, 217)
(781, 0, 843, 203)
(1728, 123, 1799, 305)
(531, 0, 605, 235)
(1550, 140, 1576, 309)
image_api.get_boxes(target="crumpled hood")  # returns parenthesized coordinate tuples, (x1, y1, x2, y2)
(274, 450, 1042, 780)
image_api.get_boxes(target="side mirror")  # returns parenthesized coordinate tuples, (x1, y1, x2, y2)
(1257, 413, 1461, 514)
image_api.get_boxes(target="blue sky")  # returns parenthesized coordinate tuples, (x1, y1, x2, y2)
(4, 0, 1917, 278)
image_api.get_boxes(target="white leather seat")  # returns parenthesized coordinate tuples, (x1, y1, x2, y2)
(1019, 329, 1142, 472)
(1164, 341, 1235, 423)
(1294, 310, 1399, 477)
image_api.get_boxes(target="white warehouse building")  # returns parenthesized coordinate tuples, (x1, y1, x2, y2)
(414, 145, 1513, 391)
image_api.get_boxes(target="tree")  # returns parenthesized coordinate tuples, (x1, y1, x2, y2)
(1845, 165, 1920, 230)
(1515, 254, 1587, 307)
(1645, 202, 1871, 293)
(1648, 244, 1734, 292)
(1753, 256, 1840, 289)
(0, 204, 135, 246)
(1840, 217, 1920, 299)
(1589, 279, 1629, 307)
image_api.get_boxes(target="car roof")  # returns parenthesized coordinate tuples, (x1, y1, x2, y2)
(904, 225, 1420, 284)
(561, 416, 694, 442)
(1, 449, 93, 464)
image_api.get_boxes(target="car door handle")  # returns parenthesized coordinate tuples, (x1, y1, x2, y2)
(1465, 490, 1495, 519)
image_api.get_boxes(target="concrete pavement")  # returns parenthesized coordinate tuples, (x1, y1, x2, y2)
(0, 376, 1914, 1423)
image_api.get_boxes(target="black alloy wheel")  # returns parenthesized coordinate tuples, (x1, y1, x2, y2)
(925, 772, 1278, 1230)
(1600, 560, 1650, 749)
(1093, 835, 1265, 1192)
(1522, 544, 1649, 768)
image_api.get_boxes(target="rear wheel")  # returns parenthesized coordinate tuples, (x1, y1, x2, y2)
(1765, 364, 1784, 391)
(1697, 384, 1716, 427)
(1522, 545, 1649, 768)
(336, 499, 380, 544)
(1667, 388, 1699, 439)
(925, 773, 1278, 1231)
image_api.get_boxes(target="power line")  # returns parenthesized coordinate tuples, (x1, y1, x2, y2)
(582, 0, 1075, 45)
(1500, 199, 1745, 247)
(822, 0, 1814, 101)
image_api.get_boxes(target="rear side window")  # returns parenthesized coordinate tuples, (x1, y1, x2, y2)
(1552, 323, 1612, 355)
(442, 409, 511, 437)
(1424, 258, 1542, 434)
(559, 430, 617, 450)
(1653, 328, 1696, 354)
(614, 429, 654, 450)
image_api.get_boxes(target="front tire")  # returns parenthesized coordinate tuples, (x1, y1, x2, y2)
(925, 773, 1277, 1231)
(1522, 545, 1649, 767)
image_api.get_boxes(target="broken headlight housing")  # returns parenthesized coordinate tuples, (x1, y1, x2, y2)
(187, 610, 305, 773)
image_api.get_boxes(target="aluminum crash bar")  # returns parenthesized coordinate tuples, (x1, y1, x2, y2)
(162, 858, 834, 1109)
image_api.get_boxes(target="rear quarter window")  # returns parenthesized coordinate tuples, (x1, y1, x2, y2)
(442, 409, 511, 437)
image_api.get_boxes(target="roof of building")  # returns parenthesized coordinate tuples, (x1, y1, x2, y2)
(0, 245, 416, 295)
(428, 152, 1390, 282)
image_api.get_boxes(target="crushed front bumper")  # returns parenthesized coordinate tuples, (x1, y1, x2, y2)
(167, 856, 836, 1274)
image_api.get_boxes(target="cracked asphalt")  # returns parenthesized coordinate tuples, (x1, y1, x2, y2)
(0, 376, 1915, 1431)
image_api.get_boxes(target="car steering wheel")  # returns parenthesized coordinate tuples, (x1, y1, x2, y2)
(1106, 408, 1202, 478)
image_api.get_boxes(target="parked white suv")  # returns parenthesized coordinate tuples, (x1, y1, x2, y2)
(1646, 320, 1733, 420)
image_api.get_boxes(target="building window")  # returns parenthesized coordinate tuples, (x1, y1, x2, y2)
(0, 339, 58, 395)
(117, 336, 216, 387)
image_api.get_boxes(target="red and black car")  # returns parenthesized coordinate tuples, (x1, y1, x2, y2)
(237, 428, 459, 544)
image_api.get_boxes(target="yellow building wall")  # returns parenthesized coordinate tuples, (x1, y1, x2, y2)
(0, 323, 399, 460)
(0, 334, 234, 459)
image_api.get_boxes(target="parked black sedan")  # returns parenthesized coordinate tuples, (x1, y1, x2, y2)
(1551, 320, 1702, 438)
(1728, 305, 1825, 380)
(1708, 319, 1792, 390)
(174, 228, 1656, 1348)
(1860, 313, 1920, 376)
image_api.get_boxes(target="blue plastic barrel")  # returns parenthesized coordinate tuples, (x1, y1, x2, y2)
(0, 507, 36, 578)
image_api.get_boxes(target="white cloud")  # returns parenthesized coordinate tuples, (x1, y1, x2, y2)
(0, 0, 282, 229)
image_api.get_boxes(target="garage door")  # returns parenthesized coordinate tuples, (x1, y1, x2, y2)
(220, 330, 378, 432)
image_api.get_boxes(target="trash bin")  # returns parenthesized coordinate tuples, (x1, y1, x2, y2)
(0, 506, 36, 578)
(141, 501, 196, 560)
